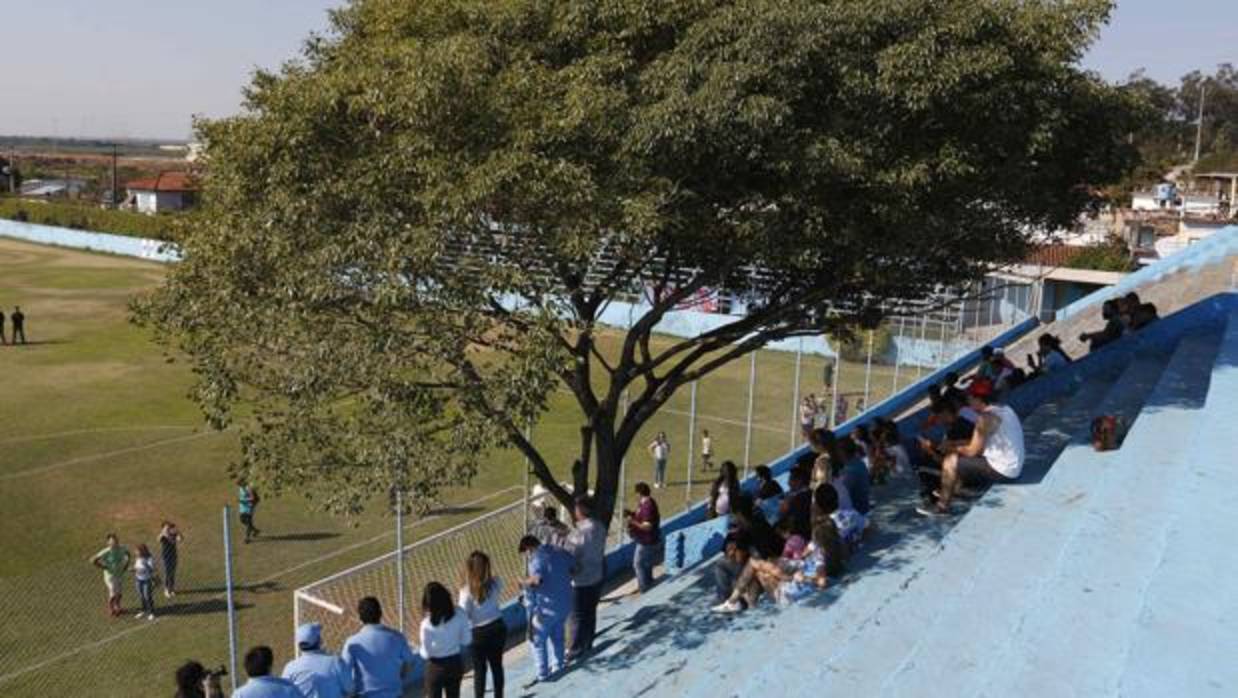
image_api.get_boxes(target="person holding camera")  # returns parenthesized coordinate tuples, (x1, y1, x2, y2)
(624, 482, 663, 594)
(174, 661, 226, 698)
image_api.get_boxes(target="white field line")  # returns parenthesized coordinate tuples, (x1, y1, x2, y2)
(660, 406, 786, 435)
(0, 485, 522, 686)
(0, 431, 218, 481)
(0, 425, 196, 445)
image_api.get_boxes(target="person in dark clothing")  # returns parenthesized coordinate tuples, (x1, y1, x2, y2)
(0, 308, 6, 345)
(1122, 292, 1158, 330)
(1079, 299, 1123, 352)
(775, 468, 812, 539)
(753, 465, 784, 502)
(9, 307, 24, 344)
(730, 495, 784, 560)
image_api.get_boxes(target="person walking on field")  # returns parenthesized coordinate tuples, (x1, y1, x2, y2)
(133, 544, 158, 620)
(10, 306, 24, 344)
(701, 429, 714, 471)
(159, 520, 184, 597)
(459, 551, 506, 698)
(648, 432, 670, 489)
(91, 533, 131, 617)
(238, 482, 261, 543)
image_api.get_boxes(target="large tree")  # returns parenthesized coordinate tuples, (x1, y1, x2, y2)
(136, 0, 1139, 523)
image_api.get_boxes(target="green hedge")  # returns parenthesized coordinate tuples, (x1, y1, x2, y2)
(0, 197, 175, 240)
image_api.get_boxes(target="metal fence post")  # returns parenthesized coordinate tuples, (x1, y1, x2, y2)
(892, 316, 904, 393)
(522, 423, 532, 533)
(686, 380, 698, 504)
(790, 338, 803, 449)
(863, 330, 874, 410)
(395, 489, 405, 636)
(618, 389, 629, 544)
(915, 313, 929, 380)
(743, 350, 756, 477)
(222, 506, 239, 694)
(829, 342, 842, 428)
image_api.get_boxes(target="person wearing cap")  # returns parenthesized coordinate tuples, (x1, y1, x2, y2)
(282, 623, 353, 698)
(341, 596, 415, 698)
(919, 377, 1025, 516)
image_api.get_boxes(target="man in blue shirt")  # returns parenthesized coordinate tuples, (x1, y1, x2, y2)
(234, 646, 305, 698)
(341, 597, 415, 697)
(238, 483, 261, 543)
(519, 535, 574, 684)
(282, 623, 353, 698)
(839, 439, 871, 516)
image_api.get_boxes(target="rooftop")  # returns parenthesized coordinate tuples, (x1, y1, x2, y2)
(125, 171, 197, 193)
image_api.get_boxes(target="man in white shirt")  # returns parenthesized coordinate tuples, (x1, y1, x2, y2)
(282, 623, 352, 698)
(648, 433, 670, 488)
(701, 429, 714, 470)
(566, 496, 607, 662)
(919, 377, 1025, 516)
(341, 597, 415, 698)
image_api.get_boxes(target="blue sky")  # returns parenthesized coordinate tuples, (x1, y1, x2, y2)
(0, 0, 1234, 140)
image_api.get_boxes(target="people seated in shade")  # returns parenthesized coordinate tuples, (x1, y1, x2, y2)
(1120, 292, 1158, 331)
(774, 466, 812, 539)
(1026, 333, 1071, 377)
(917, 377, 1025, 516)
(753, 465, 784, 503)
(713, 495, 784, 601)
(1080, 299, 1125, 352)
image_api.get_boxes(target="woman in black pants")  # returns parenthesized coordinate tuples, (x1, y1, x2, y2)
(420, 582, 469, 698)
(459, 551, 506, 698)
(158, 521, 183, 597)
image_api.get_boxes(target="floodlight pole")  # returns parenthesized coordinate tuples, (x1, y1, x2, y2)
(686, 381, 698, 504)
(790, 338, 803, 449)
(743, 351, 756, 477)
(222, 506, 239, 694)
(395, 489, 405, 636)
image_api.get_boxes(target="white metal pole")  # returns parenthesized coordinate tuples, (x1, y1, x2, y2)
(862, 330, 874, 411)
(395, 489, 405, 636)
(790, 338, 803, 448)
(522, 423, 532, 533)
(892, 316, 904, 393)
(743, 350, 757, 477)
(686, 380, 697, 504)
(1193, 83, 1207, 164)
(618, 389, 629, 544)
(915, 313, 929, 380)
(829, 342, 842, 427)
(293, 590, 301, 659)
(222, 506, 239, 694)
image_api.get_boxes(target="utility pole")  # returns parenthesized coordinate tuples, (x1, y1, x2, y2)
(111, 143, 119, 208)
(1193, 83, 1207, 164)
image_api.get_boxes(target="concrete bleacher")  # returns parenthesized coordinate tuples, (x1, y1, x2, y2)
(511, 292, 1238, 697)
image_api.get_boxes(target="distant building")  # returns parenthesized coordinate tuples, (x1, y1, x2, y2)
(125, 172, 198, 214)
(19, 178, 88, 199)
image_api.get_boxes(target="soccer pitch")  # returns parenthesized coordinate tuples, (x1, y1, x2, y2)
(0, 237, 919, 697)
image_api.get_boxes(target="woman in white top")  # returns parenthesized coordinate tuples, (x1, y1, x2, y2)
(420, 581, 471, 698)
(133, 544, 157, 620)
(708, 461, 741, 518)
(458, 551, 506, 698)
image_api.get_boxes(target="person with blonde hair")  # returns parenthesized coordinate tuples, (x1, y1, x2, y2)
(458, 551, 506, 698)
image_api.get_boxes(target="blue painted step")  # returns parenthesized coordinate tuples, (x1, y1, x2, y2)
(875, 332, 1219, 697)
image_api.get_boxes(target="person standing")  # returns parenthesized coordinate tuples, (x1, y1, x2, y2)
(234, 646, 304, 698)
(419, 582, 470, 698)
(133, 544, 157, 620)
(0, 308, 6, 345)
(341, 597, 415, 698)
(238, 482, 261, 543)
(91, 533, 131, 617)
(701, 429, 714, 470)
(565, 496, 606, 662)
(282, 623, 353, 698)
(517, 535, 573, 685)
(10, 306, 24, 344)
(458, 551, 506, 698)
(647, 433, 670, 489)
(625, 482, 663, 594)
(159, 520, 184, 597)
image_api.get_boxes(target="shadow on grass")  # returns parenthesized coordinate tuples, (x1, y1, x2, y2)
(182, 581, 281, 596)
(251, 531, 341, 543)
(155, 598, 254, 617)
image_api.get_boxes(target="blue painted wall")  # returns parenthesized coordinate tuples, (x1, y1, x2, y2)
(0, 218, 179, 262)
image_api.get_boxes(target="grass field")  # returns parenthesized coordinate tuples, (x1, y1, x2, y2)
(0, 237, 924, 697)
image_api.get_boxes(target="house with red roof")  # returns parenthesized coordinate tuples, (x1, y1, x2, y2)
(125, 171, 198, 214)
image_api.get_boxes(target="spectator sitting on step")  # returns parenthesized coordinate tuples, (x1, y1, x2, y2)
(753, 464, 784, 503)
(730, 495, 785, 561)
(810, 482, 849, 584)
(710, 535, 794, 613)
(1027, 333, 1071, 377)
(1079, 299, 1124, 352)
(837, 439, 872, 518)
(774, 467, 812, 539)
(1121, 292, 1159, 331)
(918, 377, 1025, 517)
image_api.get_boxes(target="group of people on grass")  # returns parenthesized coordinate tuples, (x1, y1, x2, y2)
(90, 522, 184, 621)
(0, 305, 27, 344)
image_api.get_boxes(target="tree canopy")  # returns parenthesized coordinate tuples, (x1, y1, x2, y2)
(136, 0, 1139, 523)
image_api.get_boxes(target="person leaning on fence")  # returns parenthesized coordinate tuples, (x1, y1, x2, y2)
(234, 646, 305, 698)
(419, 582, 471, 698)
(625, 482, 664, 594)
(459, 551, 507, 698)
(341, 596, 415, 698)
(282, 622, 353, 698)
(566, 495, 606, 661)
(518, 535, 574, 685)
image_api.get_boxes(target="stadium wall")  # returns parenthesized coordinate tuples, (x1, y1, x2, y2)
(0, 219, 180, 262)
